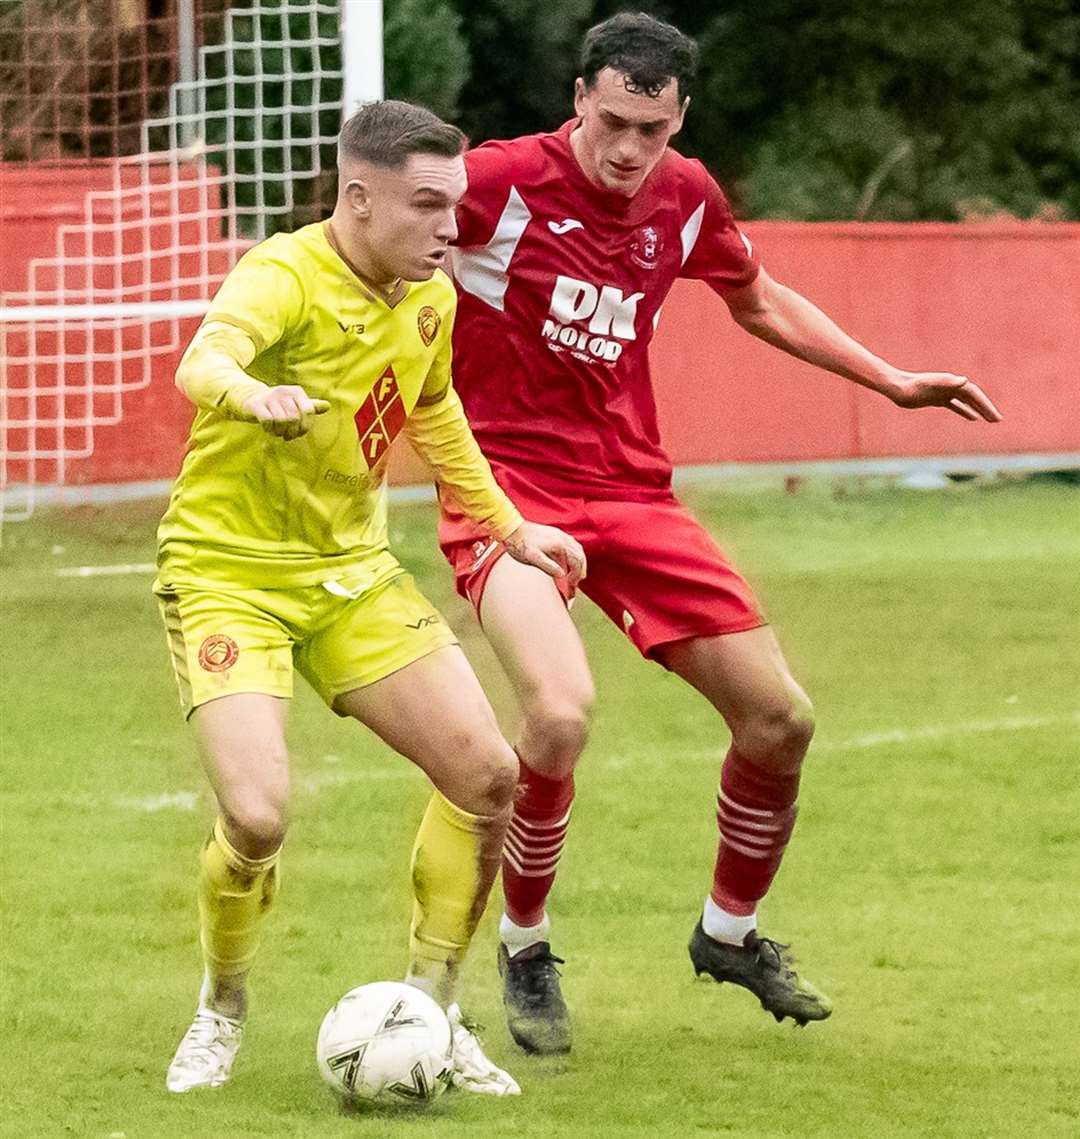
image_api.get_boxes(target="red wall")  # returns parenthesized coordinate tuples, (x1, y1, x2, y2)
(3, 171, 1077, 491)
(1, 161, 229, 485)
(652, 221, 1080, 464)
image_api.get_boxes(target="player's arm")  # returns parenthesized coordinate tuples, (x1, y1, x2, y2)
(175, 253, 329, 439)
(177, 322, 329, 440)
(722, 267, 1002, 422)
(406, 365, 586, 588)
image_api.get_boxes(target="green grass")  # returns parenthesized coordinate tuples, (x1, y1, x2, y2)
(2, 477, 1078, 1138)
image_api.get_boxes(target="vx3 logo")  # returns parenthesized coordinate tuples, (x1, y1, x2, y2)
(337, 320, 366, 335)
(548, 218, 585, 235)
(406, 614, 441, 630)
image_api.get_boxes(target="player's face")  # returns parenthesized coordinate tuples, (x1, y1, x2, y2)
(571, 67, 688, 197)
(347, 152, 466, 284)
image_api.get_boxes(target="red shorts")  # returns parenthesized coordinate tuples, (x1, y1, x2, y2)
(438, 466, 766, 662)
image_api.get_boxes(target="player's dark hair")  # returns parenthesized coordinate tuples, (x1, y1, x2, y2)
(580, 11, 698, 100)
(338, 100, 466, 167)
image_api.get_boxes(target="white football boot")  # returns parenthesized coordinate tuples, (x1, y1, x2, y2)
(446, 1004, 521, 1096)
(165, 974, 245, 1093)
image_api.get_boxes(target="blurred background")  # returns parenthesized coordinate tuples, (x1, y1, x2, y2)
(0, 0, 1077, 519)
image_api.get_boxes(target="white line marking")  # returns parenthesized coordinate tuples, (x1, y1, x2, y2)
(615, 712, 1080, 767)
(296, 768, 415, 794)
(814, 712, 1080, 752)
(114, 792, 199, 813)
(107, 714, 1078, 816)
(56, 563, 157, 577)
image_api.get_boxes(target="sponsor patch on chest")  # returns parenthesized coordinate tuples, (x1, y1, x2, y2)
(540, 274, 644, 365)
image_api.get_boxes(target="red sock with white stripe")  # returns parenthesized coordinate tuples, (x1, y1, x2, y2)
(705, 747, 800, 945)
(500, 758, 574, 952)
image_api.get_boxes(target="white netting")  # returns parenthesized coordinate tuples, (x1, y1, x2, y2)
(0, 0, 346, 522)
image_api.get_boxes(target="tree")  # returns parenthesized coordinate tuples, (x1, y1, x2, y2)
(384, 0, 470, 120)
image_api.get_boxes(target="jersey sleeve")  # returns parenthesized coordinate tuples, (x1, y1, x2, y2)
(456, 139, 521, 248)
(680, 166, 760, 294)
(202, 242, 308, 354)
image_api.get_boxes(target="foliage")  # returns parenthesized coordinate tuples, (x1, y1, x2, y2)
(1, 0, 1075, 221)
(445, 0, 1080, 220)
(384, 0, 470, 120)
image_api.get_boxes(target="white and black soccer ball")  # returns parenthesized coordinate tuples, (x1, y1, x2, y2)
(316, 981, 453, 1105)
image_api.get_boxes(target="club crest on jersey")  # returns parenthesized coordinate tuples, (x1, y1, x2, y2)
(629, 224, 663, 270)
(354, 364, 407, 468)
(417, 305, 440, 346)
(198, 634, 239, 673)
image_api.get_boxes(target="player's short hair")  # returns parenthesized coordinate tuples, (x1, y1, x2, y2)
(338, 100, 466, 168)
(580, 11, 698, 100)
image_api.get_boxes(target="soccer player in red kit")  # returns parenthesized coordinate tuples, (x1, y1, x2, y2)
(439, 12, 1002, 1053)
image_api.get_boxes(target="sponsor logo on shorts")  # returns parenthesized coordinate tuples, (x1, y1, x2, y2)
(622, 609, 635, 632)
(468, 538, 498, 572)
(198, 634, 239, 672)
(417, 305, 441, 346)
(406, 614, 442, 630)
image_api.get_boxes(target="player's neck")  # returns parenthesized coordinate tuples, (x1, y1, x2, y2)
(324, 217, 402, 299)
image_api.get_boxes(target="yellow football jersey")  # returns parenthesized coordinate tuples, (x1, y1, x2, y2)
(158, 221, 519, 589)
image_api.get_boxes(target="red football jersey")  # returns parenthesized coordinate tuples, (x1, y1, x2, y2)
(449, 119, 760, 500)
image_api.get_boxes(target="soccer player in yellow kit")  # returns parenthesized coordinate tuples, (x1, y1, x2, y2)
(155, 100, 585, 1097)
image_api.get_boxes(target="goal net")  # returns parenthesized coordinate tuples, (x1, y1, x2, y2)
(0, 0, 346, 520)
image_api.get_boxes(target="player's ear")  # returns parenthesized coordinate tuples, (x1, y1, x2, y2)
(344, 178, 372, 219)
(573, 77, 588, 117)
(671, 96, 690, 137)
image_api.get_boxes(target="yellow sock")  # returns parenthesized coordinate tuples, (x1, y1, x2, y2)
(406, 790, 507, 1007)
(197, 819, 281, 991)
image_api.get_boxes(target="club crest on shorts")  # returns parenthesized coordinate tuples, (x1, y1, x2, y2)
(417, 305, 441, 346)
(629, 224, 663, 270)
(198, 634, 239, 672)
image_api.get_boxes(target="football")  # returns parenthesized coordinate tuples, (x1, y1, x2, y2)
(316, 981, 454, 1105)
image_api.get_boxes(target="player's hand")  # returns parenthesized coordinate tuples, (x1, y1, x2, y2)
(242, 385, 331, 440)
(887, 371, 1002, 423)
(503, 522, 587, 591)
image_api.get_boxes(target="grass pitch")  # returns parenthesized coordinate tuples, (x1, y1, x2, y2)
(2, 477, 1078, 1139)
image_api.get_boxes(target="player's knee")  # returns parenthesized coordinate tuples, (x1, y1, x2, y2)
(458, 738, 519, 816)
(221, 794, 288, 858)
(734, 696, 815, 770)
(520, 689, 594, 776)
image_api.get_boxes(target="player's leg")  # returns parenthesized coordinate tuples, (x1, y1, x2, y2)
(333, 646, 521, 1095)
(302, 572, 521, 1093)
(155, 581, 294, 1091)
(191, 692, 290, 1015)
(657, 628, 831, 1023)
(167, 692, 290, 1091)
(334, 646, 516, 1006)
(576, 497, 830, 1024)
(477, 553, 594, 1054)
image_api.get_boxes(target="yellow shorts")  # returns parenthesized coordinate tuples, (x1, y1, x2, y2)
(154, 569, 458, 717)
